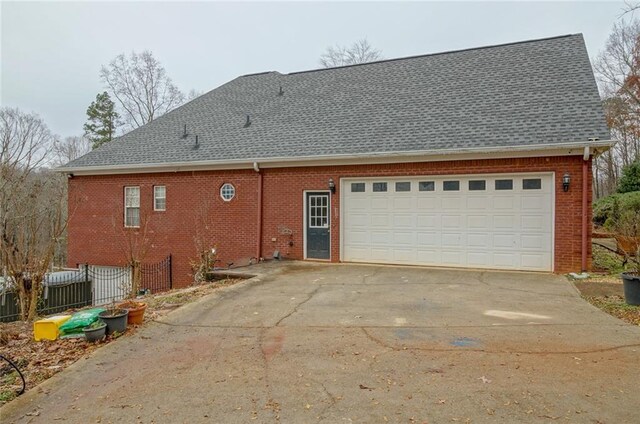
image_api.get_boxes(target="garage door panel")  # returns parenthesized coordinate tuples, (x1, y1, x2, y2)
(442, 197, 463, 210)
(493, 197, 515, 209)
(417, 214, 438, 228)
(393, 214, 414, 227)
(468, 251, 490, 266)
(343, 174, 553, 271)
(468, 215, 490, 229)
(370, 248, 391, 261)
(521, 253, 547, 269)
(467, 197, 490, 210)
(371, 214, 389, 226)
(493, 234, 516, 248)
(393, 231, 415, 245)
(522, 196, 545, 210)
(416, 249, 440, 263)
(345, 230, 370, 244)
(493, 215, 516, 229)
(348, 213, 369, 227)
(441, 251, 464, 265)
(521, 215, 546, 231)
(417, 197, 439, 209)
(371, 198, 389, 210)
(442, 233, 463, 247)
(521, 234, 545, 249)
(467, 233, 490, 248)
(442, 215, 462, 228)
(393, 197, 413, 209)
(494, 252, 518, 267)
(393, 249, 416, 262)
(371, 231, 391, 244)
(417, 232, 440, 247)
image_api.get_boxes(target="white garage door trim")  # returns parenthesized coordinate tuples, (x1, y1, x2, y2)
(340, 172, 555, 272)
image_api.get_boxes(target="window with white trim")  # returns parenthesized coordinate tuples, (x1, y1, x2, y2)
(220, 183, 235, 201)
(124, 186, 140, 227)
(154, 186, 166, 211)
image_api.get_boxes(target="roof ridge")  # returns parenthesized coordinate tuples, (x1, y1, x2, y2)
(287, 34, 581, 76)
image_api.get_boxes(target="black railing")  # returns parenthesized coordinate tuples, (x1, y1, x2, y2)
(0, 255, 173, 322)
(140, 254, 172, 293)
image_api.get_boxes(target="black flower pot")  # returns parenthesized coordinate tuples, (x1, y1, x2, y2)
(98, 309, 129, 335)
(621, 272, 640, 306)
(83, 322, 107, 342)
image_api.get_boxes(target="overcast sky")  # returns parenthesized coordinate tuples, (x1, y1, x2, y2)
(0, 1, 630, 138)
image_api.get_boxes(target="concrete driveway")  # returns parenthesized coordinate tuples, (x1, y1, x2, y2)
(2, 262, 640, 423)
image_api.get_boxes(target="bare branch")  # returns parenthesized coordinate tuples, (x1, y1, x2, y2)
(319, 38, 383, 68)
(100, 51, 185, 131)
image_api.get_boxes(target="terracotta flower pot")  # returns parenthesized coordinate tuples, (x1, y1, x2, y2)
(117, 301, 147, 325)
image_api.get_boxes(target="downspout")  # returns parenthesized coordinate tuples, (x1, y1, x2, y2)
(581, 146, 589, 272)
(254, 162, 263, 261)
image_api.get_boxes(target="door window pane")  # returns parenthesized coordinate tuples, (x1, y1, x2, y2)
(373, 182, 387, 192)
(469, 180, 486, 191)
(309, 195, 329, 228)
(395, 182, 411, 192)
(495, 179, 513, 190)
(351, 183, 365, 192)
(443, 181, 460, 191)
(419, 181, 435, 191)
(523, 178, 542, 190)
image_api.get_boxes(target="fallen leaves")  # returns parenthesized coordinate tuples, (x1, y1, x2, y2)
(1, 278, 244, 406)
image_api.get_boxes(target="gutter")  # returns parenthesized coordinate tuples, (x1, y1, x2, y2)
(582, 146, 590, 272)
(57, 140, 616, 176)
(254, 162, 263, 261)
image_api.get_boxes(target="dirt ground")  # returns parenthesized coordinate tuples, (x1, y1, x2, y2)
(573, 276, 640, 326)
(0, 278, 242, 405)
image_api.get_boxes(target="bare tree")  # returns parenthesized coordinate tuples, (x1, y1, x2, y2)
(186, 89, 203, 102)
(53, 135, 91, 166)
(0, 108, 68, 321)
(319, 39, 383, 68)
(100, 51, 185, 130)
(593, 19, 640, 197)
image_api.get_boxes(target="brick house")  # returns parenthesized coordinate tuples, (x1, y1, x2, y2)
(60, 34, 611, 287)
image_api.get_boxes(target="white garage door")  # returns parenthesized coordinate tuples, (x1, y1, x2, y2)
(341, 173, 554, 271)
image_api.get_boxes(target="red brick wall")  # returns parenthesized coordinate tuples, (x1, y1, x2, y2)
(68, 155, 591, 286)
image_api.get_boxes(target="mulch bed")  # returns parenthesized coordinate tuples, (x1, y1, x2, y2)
(0, 278, 243, 405)
(572, 274, 640, 327)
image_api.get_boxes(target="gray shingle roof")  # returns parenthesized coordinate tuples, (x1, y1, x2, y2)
(63, 34, 610, 170)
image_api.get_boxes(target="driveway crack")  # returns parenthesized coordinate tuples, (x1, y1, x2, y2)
(274, 285, 322, 326)
(361, 327, 395, 351)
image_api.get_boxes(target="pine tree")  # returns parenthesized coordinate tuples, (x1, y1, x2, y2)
(84, 92, 120, 149)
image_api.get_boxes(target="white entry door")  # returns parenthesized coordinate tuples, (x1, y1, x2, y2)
(341, 174, 554, 271)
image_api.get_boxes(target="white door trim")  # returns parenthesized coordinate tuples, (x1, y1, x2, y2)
(303, 190, 331, 261)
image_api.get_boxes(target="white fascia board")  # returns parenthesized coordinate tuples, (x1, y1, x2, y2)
(57, 140, 615, 176)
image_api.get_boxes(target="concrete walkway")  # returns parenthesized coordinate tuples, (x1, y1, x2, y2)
(2, 262, 639, 423)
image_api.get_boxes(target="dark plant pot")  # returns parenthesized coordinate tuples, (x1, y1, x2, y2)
(83, 322, 107, 342)
(98, 309, 129, 335)
(621, 272, 640, 306)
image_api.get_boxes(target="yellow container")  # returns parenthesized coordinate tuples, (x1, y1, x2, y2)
(33, 315, 72, 341)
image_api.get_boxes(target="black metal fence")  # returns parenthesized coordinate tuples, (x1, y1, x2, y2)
(140, 255, 173, 294)
(0, 255, 172, 322)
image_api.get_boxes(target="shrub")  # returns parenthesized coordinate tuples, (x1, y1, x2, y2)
(618, 160, 640, 193)
(593, 191, 640, 227)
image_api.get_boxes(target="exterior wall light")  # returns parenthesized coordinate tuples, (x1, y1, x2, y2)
(562, 173, 571, 192)
(329, 178, 336, 194)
